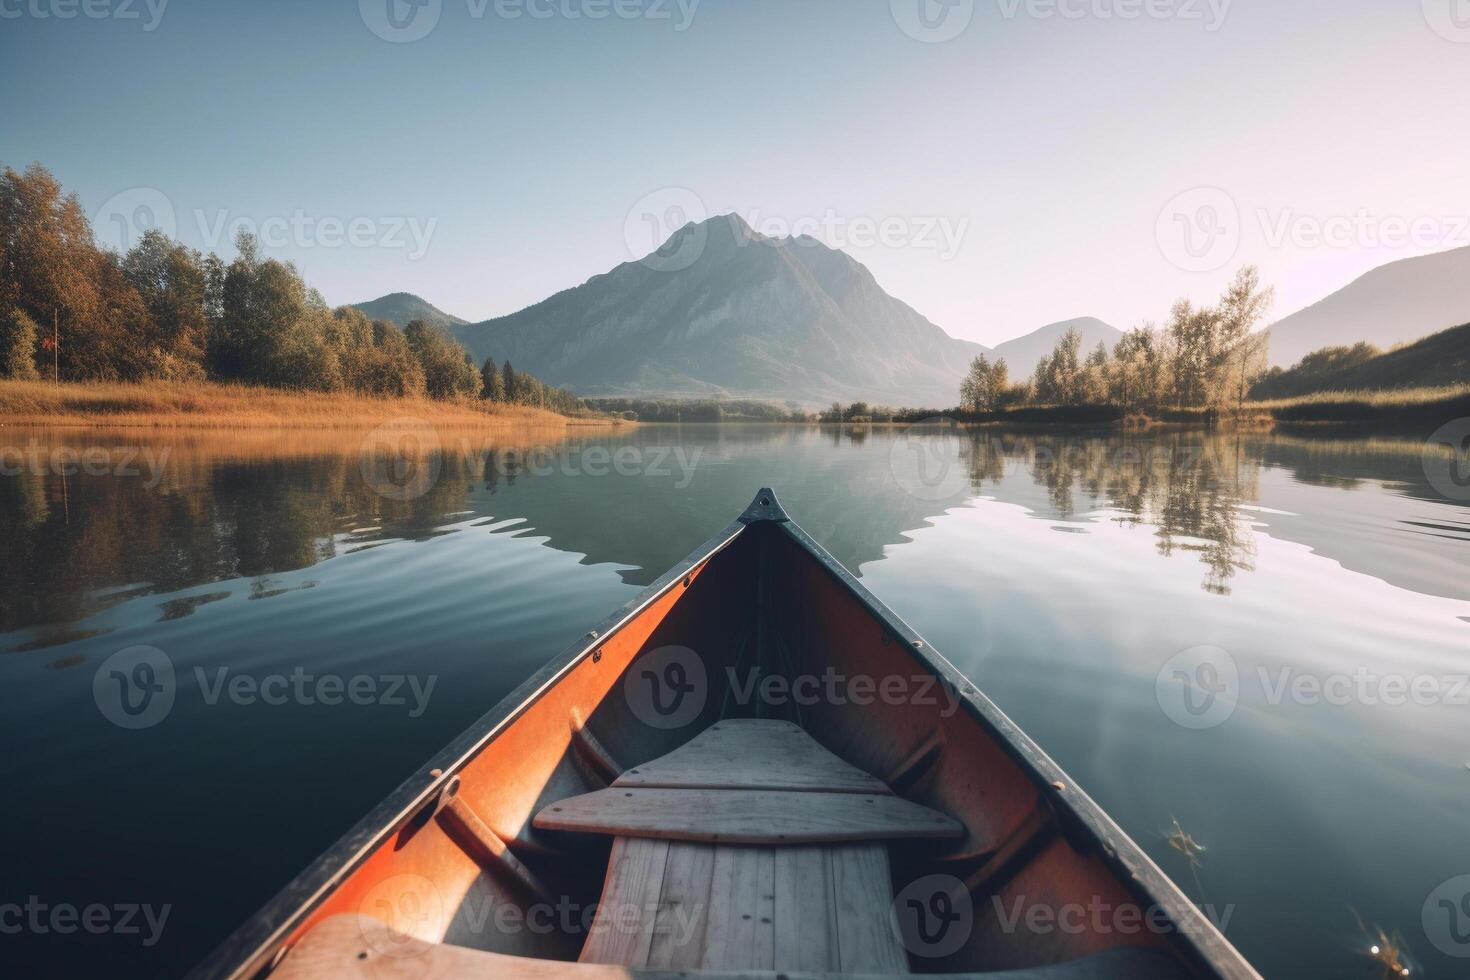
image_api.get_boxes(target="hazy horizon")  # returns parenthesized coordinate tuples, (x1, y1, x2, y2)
(4, 0, 1469, 346)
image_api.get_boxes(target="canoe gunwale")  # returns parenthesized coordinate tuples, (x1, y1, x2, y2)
(188, 515, 752, 980)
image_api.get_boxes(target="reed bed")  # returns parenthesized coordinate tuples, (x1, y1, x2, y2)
(0, 380, 608, 430)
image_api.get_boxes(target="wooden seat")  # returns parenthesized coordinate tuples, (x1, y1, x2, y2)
(532, 720, 969, 974)
(534, 787, 962, 844)
(613, 719, 892, 795)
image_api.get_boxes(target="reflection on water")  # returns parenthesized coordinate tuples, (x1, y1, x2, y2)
(2, 422, 1469, 978)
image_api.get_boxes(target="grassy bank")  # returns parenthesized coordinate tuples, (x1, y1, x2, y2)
(0, 380, 611, 430)
(1251, 384, 1470, 424)
(886, 385, 1470, 428)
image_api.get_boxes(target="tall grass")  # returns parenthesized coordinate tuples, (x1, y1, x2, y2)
(0, 379, 605, 430)
(1253, 384, 1470, 423)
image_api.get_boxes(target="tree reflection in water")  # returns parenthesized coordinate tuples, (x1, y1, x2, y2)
(960, 430, 1262, 594)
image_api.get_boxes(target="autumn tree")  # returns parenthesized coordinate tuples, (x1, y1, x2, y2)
(0, 306, 40, 379)
(0, 164, 102, 380)
(405, 319, 479, 399)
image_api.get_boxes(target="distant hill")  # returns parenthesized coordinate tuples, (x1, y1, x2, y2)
(1253, 321, 1470, 399)
(351, 292, 467, 332)
(991, 316, 1122, 378)
(451, 214, 988, 408)
(1267, 246, 1470, 367)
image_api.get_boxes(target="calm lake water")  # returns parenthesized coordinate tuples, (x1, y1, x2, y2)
(3, 422, 1469, 978)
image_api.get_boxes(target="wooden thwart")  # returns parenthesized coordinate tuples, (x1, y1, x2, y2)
(614, 719, 891, 795)
(534, 788, 963, 845)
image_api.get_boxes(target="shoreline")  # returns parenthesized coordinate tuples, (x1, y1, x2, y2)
(0, 380, 619, 431)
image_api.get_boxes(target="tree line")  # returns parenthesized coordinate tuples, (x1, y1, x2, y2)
(0, 163, 581, 411)
(959, 267, 1274, 415)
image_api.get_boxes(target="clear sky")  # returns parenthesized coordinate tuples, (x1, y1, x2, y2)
(3, 0, 1467, 346)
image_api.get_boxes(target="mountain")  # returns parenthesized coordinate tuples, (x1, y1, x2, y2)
(351, 292, 467, 332)
(1267, 246, 1470, 367)
(1253, 321, 1470, 399)
(450, 215, 988, 407)
(991, 317, 1123, 377)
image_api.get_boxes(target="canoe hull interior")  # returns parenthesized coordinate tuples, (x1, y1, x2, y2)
(193, 491, 1258, 980)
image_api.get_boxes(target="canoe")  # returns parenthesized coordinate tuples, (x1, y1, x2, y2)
(192, 489, 1260, 980)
